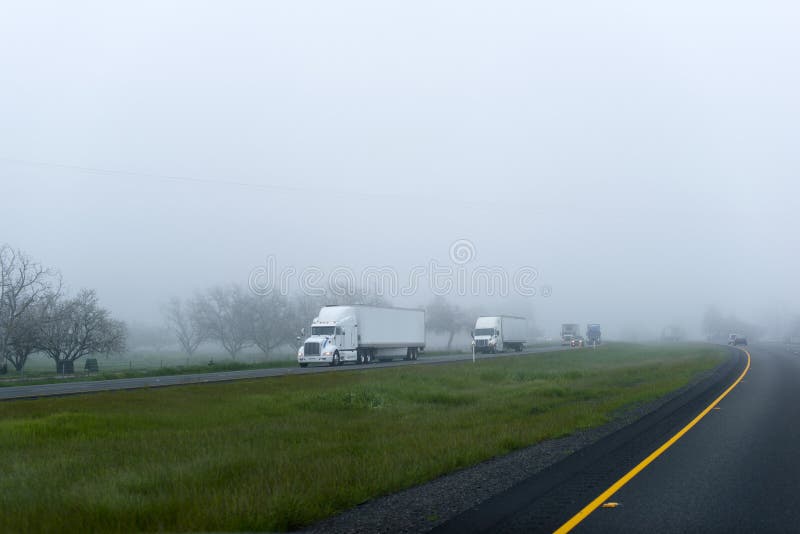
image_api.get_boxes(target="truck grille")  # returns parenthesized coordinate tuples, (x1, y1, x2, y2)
(476, 339, 489, 347)
(304, 342, 320, 356)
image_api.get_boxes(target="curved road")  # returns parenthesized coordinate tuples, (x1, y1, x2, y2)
(437, 343, 800, 533)
(572, 343, 799, 533)
(0, 345, 568, 401)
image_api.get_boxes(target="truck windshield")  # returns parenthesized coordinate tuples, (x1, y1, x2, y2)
(311, 326, 336, 335)
(475, 328, 495, 336)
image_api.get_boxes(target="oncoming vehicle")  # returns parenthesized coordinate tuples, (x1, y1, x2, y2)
(586, 324, 602, 345)
(570, 336, 585, 348)
(561, 323, 580, 346)
(297, 305, 425, 367)
(472, 316, 527, 353)
(728, 333, 748, 346)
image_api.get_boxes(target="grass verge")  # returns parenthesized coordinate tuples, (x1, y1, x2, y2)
(0, 358, 297, 387)
(0, 343, 725, 532)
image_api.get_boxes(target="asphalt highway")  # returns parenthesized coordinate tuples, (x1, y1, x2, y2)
(0, 344, 569, 401)
(437, 344, 800, 533)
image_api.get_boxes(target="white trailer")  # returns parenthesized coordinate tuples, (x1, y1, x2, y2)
(297, 305, 426, 367)
(472, 316, 527, 353)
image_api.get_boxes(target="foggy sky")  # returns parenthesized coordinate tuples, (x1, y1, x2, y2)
(2, 1, 798, 339)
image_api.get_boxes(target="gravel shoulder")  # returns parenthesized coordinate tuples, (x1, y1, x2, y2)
(304, 348, 737, 534)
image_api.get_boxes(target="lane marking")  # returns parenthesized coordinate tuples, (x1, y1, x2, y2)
(554, 348, 751, 533)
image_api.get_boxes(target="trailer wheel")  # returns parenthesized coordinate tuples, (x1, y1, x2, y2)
(357, 350, 363, 364)
(412, 348, 418, 360)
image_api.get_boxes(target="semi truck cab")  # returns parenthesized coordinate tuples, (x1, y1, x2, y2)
(473, 320, 503, 353)
(298, 316, 358, 366)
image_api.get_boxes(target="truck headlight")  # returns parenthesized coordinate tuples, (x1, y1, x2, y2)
(297, 348, 304, 357)
(323, 351, 333, 356)
(489, 338, 496, 345)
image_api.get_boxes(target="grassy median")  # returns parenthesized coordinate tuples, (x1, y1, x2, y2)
(0, 343, 725, 532)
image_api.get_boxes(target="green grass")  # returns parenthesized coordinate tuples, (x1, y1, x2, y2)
(0, 343, 725, 533)
(0, 355, 296, 387)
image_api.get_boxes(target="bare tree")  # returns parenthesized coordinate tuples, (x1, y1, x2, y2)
(163, 297, 205, 356)
(247, 293, 293, 357)
(4, 301, 42, 372)
(426, 296, 471, 350)
(193, 286, 252, 359)
(0, 245, 59, 372)
(37, 289, 127, 374)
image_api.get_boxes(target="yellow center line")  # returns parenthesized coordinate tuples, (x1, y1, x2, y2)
(553, 348, 751, 534)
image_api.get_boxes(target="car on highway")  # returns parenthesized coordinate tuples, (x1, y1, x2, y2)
(728, 334, 748, 346)
(570, 336, 585, 348)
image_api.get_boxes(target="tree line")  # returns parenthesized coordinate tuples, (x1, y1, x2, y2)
(162, 286, 397, 359)
(0, 245, 126, 374)
(1, 245, 539, 374)
(162, 289, 523, 358)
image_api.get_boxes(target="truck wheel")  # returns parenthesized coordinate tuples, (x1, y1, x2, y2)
(357, 350, 363, 364)
(299, 363, 308, 368)
(333, 352, 341, 366)
(412, 348, 418, 360)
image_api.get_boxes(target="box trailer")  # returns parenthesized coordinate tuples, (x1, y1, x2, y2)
(472, 316, 527, 353)
(586, 324, 602, 345)
(297, 305, 426, 367)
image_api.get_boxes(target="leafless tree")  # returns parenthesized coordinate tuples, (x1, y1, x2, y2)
(4, 300, 42, 372)
(246, 293, 294, 357)
(193, 285, 252, 359)
(37, 289, 127, 374)
(163, 297, 205, 356)
(0, 245, 59, 372)
(425, 296, 471, 350)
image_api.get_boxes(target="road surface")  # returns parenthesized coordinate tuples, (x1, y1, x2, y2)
(437, 344, 800, 533)
(0, 345, 568, 401)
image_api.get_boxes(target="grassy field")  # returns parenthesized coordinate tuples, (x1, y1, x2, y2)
(0, 343, 725, 532)
(0, 351, 299, 387)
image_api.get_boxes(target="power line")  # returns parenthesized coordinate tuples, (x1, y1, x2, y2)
(0, 155, 534, 208)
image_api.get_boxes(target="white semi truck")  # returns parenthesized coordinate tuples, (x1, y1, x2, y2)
(561, 323, 580, 345)
(472, 316, 527, 353)
(297, 305, 426, 367)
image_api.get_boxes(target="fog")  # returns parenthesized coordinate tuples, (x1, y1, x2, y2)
(2, 1, 799, 343)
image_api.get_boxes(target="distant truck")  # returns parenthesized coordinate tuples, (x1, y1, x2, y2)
(561, 323, 580, 346)
(472, 316, 527, 353)
(586, 324, 602, 345)
(728, 333, 748, 346)
(297, 305, 425, 367)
